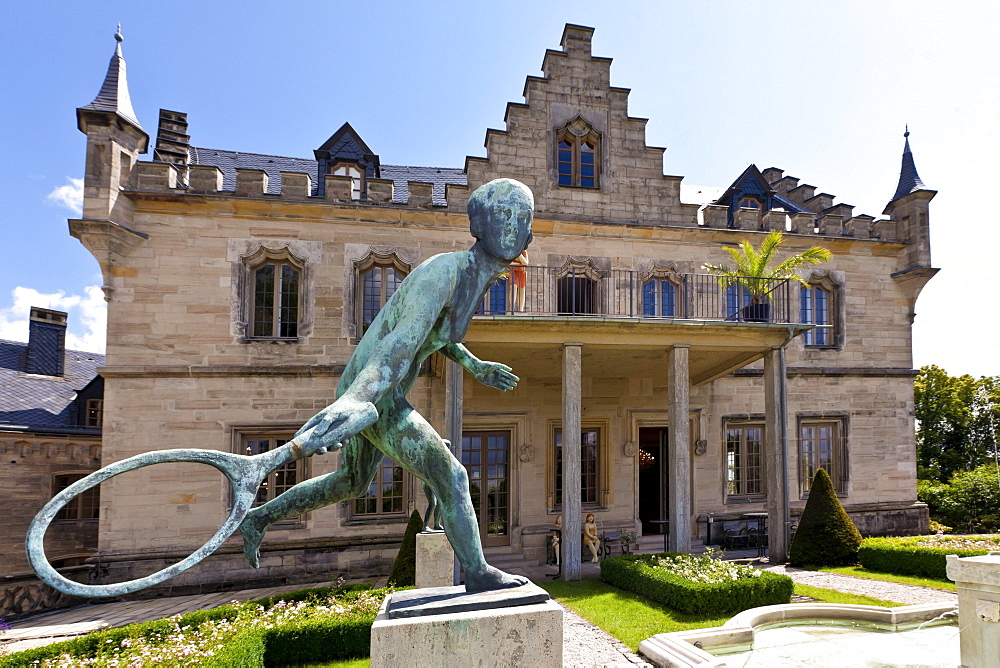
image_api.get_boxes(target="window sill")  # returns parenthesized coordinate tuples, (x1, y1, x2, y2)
(242, 337, 302, 344)
(345, 515, 411, 526)
(800, 492, 849, 500)
(556, 183, 600, 190)
(724, 496, 766, 504)
(549, 505, 608, 514)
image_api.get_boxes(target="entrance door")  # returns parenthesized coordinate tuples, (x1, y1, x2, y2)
(638, 427, 669, 536)
(460, 431, 510, 546)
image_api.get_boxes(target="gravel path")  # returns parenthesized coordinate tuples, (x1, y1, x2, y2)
(759, 564, 958, 606)
(558, 600, 651, 667)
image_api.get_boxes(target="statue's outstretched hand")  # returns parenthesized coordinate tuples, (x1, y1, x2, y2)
(288, 398, 378, 458)
(474, 361, 519, 391)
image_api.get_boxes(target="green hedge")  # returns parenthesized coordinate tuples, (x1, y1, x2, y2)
(262, 615, 374, 666)
(0, 585, 387, 668)
(600, 553, 793, 616)
(858, 536, 999, 579)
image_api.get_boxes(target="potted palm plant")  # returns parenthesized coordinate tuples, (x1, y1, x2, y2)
(703, 230, 831, 322)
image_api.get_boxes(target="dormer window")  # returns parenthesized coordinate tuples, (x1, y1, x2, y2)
(556, 117, 600, 188)
(330, 162, 363, 200)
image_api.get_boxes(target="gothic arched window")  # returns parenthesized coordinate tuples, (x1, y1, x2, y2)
(247, 251, 303, 339)
(556, 117, 600, 188)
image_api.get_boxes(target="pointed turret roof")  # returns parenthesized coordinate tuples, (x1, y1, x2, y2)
(78, 25, 143, 131)
(889, 126, 926, 202)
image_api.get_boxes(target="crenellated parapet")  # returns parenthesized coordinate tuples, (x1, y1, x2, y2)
(761, 166, 900, 241)
(131, 160, 465, 211)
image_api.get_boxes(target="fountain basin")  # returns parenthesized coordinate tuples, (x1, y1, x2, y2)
(638, 602, 958, 667)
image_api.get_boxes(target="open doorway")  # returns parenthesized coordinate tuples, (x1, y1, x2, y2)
(638, 427, 669, 536)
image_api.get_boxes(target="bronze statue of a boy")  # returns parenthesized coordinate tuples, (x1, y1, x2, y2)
(240, 178, 533, 592)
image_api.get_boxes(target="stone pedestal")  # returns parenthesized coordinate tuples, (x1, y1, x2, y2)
(947, 551, 1000, 668)
(415, 532, 455, 588)
(371, 583, 562, 667)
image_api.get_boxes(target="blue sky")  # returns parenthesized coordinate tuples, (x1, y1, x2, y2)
(2, 1, 998, 376)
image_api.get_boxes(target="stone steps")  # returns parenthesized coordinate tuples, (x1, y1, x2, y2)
(483, 545, 540, 570)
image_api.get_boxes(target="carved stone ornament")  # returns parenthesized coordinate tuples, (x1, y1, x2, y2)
(566, 116, 593, 137)
(694, 439, 708, 456)
(519, 443, 533, 462)
(623, 441, 637, 457)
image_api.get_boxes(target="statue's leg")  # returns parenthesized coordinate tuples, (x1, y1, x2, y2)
(239, 435, 382, 568)
(421, 481, 443, 533)
(370, 399, 529, 592)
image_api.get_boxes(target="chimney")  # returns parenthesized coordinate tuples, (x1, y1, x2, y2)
(154, 109, 190, 168)
(27, 307, 68, 377)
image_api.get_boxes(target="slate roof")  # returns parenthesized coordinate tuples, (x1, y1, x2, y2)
(78, 27, 143, 131)
(890, 131, 927, 203)
(380, 165, 467, 206)
(0, 339, 104, 432)
(186, 147, 466, 206)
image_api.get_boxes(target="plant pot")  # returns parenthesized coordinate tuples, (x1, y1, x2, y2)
(741, 303, 771, 322)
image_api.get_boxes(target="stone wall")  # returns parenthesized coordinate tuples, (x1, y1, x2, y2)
(2, 434, 101, 577)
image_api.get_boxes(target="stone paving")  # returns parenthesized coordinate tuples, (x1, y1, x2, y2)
(759, 564, 958, 606)
(0, 559, 958, 666)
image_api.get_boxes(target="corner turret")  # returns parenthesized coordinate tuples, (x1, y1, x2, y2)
(884, 127, 935, 270)
(76, 25, 149, 225)
(884, 127, 938, 321)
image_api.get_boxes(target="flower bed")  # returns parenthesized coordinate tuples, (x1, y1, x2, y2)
(858, 535, 1000, 579)
(600, 552, 793, 616)
(0, 584, 389, 667)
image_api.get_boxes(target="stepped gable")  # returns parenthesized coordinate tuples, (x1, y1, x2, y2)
(0, 339, 104, 431)
(464, 24, 697, 226)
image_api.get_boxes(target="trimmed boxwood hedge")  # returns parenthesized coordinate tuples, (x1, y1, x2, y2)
(0, 585, 386, 668)
(600, 553, 793, 616)
(858, 536, 998, 579)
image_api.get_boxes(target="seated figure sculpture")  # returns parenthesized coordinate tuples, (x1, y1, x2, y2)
(583, 513, 600, 563)
(239, 178, 534, 592)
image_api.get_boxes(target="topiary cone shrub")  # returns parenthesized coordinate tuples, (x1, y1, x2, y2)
(387, 509, 423, 586)
(789, 468, 863, 566)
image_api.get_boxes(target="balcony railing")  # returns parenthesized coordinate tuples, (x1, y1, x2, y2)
(475, 266, 794, 323)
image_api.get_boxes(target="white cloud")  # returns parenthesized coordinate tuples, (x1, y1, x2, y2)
(0, 286, 106, 353)
(46, 177, 84, 215)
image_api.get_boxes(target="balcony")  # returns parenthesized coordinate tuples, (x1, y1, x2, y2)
(467, 266, 810, 385)
(474, 266, 794, 323)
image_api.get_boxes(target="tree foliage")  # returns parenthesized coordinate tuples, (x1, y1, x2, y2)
(789, 468, 863, 567)
(915, 365, 1000, 482)
(703, 230, 831, 302)
(387, 509, 423, 587)
(917, 465, 1000, 533)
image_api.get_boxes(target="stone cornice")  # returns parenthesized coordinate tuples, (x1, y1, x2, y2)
(98, 364, 346, 378)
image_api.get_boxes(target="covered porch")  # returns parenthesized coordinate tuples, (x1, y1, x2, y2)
(452, 316, 812, 580)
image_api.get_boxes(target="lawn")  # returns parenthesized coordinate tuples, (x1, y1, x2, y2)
(304, 659, 370, 668)
(815, 565, 956, 592)
(538, 578, 910, 651)
(538, 580, 730, 651)
(792, 583, 903, 607)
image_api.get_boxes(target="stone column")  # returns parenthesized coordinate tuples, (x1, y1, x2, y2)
(444, 359, 464, 586)
(562, 343, 582, 581)
(763, 347, 790, 563)
(667, 345, 691, 553)
(445, 359, 464, 457)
